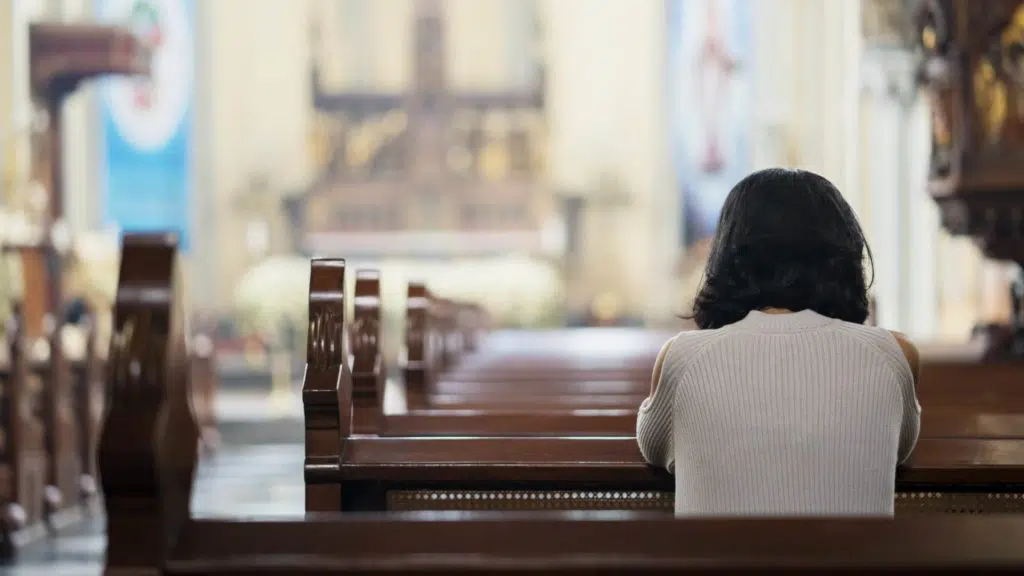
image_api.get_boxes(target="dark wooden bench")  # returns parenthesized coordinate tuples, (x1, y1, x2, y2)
(344, 264, 1024, 439)
(397, 280, 1024, 414)
(0, 240, 218, 557)
(348, 266, 636, 435)
(0, 313, 48, 555)
(299, 263, 1024, 515)
(189, 333, 218, 455)
(398, 278, 650, 411)
(102, 236, 1024, 574)
(0, 242, 105, 545)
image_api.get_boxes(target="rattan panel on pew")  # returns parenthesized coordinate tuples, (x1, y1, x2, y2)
(388, 489, 674, 511)
(387, 489, 1024, 514)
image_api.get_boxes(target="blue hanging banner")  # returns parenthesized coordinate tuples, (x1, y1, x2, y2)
(97, 0, 195, 251)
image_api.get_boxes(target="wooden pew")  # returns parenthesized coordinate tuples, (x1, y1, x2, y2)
(399, 282, 651, 410)
(915, 343, 1024, 439)
(3, 242, 85, 528)
(302, 262, 1024, 514)
(349, 267, 635, 436)
(67, 303, 104, 503)
(0, 252, 109, 554)
(189, 332, 219, 455)
(0, 313, 47, 555)
(102, 233, 197, 573)
(103, 235, 1024, 575)
(0, 241, 215, 558)
(350, 265, 1024, 439)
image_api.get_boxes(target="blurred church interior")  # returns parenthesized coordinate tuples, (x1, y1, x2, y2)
(1, 0, 1023, 573)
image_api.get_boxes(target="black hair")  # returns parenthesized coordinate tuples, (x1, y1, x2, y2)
(688, 168, 873, 329)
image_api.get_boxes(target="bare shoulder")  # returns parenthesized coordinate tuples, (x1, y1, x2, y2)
(888, 330, 920, 384)
(656, 333, 680, 360)
(650, 334, 680, 393)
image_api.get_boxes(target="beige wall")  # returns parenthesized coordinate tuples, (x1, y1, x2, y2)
(199, 0, 314, 309)
(540, 0, 674, 321)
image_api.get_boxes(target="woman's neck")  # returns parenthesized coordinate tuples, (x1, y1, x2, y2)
(759, 307, 794, 314)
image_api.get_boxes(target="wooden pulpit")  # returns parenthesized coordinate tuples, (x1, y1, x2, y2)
(917, 0, 1024, 360)
(28, 23, 148, 314)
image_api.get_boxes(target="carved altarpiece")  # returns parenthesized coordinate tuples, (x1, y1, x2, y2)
(293, 0, 550, 257)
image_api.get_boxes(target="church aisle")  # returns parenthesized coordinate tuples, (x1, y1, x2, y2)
(0, 443, 306, 575)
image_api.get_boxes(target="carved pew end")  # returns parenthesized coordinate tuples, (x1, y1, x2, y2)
(79, 473, 97, 500)
(1, 504, 26, 533)
(43, 484, 62, 516)
(0, 503, 27, 559)
(199, 429, 221, 458)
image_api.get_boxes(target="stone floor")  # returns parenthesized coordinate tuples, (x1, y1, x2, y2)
(0, 392, 307, 575)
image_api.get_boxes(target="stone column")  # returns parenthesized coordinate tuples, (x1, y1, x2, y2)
(860, 48, 934, 333)
(856, 0, 945, 337)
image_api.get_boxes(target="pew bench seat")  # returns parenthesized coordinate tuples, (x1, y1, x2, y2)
(311, 436, 1024, 515)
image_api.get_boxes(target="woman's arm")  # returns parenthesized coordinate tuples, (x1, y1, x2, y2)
(636, 335, 678, 472)
(889, 330, 921, 465)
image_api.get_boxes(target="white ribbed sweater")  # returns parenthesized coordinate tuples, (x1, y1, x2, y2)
(636, 310, 921, 517)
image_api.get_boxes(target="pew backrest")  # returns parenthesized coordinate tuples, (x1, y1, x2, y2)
(351, 269, 383, 434)
(100, 233, 197, 571)
(403, 281, 431, 397)
(303, 258, 349, 511)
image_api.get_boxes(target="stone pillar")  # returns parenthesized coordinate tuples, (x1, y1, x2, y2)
(854, 0, 951, 337)
(860, 48, 936, 333)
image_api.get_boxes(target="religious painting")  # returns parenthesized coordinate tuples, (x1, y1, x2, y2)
(667, 0, 753, 248)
